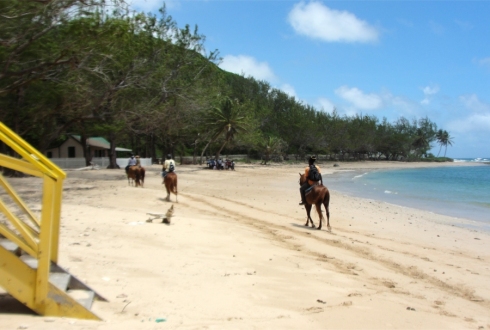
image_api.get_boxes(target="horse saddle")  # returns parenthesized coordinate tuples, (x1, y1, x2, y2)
(305, 182, 320, 195)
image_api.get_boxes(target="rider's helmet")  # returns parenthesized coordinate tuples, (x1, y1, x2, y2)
(166, 154, 172, 160)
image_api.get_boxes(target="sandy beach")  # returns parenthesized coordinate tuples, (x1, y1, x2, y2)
(1, 161, 489, 329)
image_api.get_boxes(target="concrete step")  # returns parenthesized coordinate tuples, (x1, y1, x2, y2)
(67, 290, 95, 310)
(19, 254, 38, 269)
(0, 238, 21, 256)
(49, 272, 71, 292)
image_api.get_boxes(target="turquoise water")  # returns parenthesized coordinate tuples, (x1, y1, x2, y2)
(327, 159, 490, 231)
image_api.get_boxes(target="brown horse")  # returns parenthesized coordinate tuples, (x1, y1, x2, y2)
(164, 171, 178, 202)
(127, 166, 145, 187)
(299, 173, 330, 230)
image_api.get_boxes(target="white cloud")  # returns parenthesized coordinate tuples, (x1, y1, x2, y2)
(422, 85, 439, 95)
(316, 97, 336, 113)
(288, 1, 379, 43)
(478, 57, 490, 68)
(397, 19, 414, 28)
(421, 85, 439, 105)
(383, 92, 420, 116)
(429, 20, 445, 35)
(219, 55, 277, 82)
(447, 95, 490, 134)
(335, 86, 383, 110)
(447, 113, 490, 133)
(460, 94, 490, 113)
(455, 19, 473, 31)
(280, 84, 297, 98)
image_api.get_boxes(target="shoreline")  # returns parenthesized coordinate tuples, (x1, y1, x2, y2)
(313, 161, 489, 228)
(1, 161, 489, 329)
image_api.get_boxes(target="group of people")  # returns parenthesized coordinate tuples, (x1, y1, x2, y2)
(127, 152, 319, 207)
(206, 158, 235, 170)
(126, 153, 176, 181)
(125, 154, 141, 173)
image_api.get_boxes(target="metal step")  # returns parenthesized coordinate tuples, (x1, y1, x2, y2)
(49, 272, 71, 292)
(67, 290, 95, 310)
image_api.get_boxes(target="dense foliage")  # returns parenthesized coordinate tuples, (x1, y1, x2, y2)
(0, 1, 453, 166)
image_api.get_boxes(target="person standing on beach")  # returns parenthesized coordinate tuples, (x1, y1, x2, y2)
(162, 154, 176, 183)
(299, 156, 322, 205)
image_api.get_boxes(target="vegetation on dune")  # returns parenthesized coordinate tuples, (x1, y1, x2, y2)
(0, 1, 454, 165)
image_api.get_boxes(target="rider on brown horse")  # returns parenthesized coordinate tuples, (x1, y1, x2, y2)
(125, 153, 137, 174)
(161, 154, 175, 184)
(299, 156, 322, 205)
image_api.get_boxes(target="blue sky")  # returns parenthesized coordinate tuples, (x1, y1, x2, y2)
(129, 0, 490, 158)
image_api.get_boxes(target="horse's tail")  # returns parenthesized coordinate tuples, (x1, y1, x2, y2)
(140, 167, 145, 184)
(134, 169, 141, 187)
(173, 175, 178, 194)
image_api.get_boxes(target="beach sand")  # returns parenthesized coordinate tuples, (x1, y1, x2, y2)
(1, 161, 489, 329)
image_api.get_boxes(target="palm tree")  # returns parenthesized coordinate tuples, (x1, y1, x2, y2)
(259, 136, 287, 165)
(412, 128, 430, 157)
(441, 130, 454, 157)
(199, 97, 248, 163)
(436, 129, 444, 157)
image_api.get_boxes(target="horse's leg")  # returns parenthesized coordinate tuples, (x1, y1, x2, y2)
(174, 179, 178, 202)
(305, 204, 315, 228)
(303, 204, 310, 226)
(315, 202, 323, 230)
(324, 192, 331, 230)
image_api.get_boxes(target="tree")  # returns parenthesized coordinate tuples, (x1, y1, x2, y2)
(412, 128, 430, 157)
(258, 136, 287, 165)
(439, 130, 454, 157)
(436, 129, 444, 157)
(0, 0, 119, 96)
(199, 97, 248, 163)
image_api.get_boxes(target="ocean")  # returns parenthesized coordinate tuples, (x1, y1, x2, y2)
(326, 158, 490, 231)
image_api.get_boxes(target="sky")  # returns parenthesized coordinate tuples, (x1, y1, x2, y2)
(128, 0, 490, 158)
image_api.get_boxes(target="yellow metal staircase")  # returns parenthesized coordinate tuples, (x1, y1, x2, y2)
(0, 122, 105, 320)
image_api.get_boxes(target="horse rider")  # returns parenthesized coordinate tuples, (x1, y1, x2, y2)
(126, 153, 137, 174)
(299, 156, 322, 205)
(162, 154, 176, 183)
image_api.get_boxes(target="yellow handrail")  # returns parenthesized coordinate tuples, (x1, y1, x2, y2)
(0, 121, 65, 310)
(0, 173, 40, 228)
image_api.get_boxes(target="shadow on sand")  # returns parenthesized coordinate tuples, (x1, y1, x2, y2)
(0, 293, 36, 316)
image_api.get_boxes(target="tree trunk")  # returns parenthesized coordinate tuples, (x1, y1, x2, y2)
(150, 134, 157, 164)
(107, 134, 119, 169)
(200, 139, 214, 165)
(193, 138, 198, 165)
(80, 135, 92, 166)
(215, 140, 228, 160)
